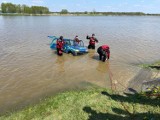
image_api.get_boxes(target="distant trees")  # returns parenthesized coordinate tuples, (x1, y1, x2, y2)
(1, 2, 49, 14)
(70, 11, 146, 16)
(1, 2, 159, 16)
(31, 6, 49, 14)
(1, 3, 16, 13)
(84, 11, 88, 14)
(60, 9, 68, 14)
(90, 9, 96, 15)
(99, 12, 145, 16)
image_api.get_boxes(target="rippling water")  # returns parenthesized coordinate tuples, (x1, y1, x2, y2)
(0, 16, 160, 113)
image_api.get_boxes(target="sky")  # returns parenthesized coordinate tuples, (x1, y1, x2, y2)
(0, 0, 160, 14)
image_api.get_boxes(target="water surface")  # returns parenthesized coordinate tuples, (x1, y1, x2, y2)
(0, 16, 160, 113)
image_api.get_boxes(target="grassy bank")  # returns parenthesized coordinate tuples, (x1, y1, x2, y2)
(0, 88, 159, 120)
(140, 60, 160, 70)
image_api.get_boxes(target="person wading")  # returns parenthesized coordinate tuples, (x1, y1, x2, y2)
(86, 34, 98, 49)
(74, 35, 80, 46)
(97, 45, 110, 62)
(56, 36, 64, 56)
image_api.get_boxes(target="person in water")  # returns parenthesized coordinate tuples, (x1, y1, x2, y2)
(56, 36, 64, 56)
(74, 35, 80, 46)
(97, 45, 110, 62)
(86, 34, 98, 49)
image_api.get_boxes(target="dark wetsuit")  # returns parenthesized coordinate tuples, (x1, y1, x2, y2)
(97, 45, 110, 62)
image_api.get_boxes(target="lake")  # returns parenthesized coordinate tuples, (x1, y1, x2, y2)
(0, 16, 160, 113)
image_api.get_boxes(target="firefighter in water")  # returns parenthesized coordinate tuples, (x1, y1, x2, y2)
(86, 34, 98, 49)
(97, 45, 110, 62)
(56, 36, 64, 56)
(74, 35, 80, 46)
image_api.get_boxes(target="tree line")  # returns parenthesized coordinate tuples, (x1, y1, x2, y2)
(69, 11, 146, 15)
(1, 3, 49, 14)
(1, 2, 159, 16)
(53, 10, 160, 16)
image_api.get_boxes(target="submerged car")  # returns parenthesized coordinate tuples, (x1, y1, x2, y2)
(48, 36, 88, 56)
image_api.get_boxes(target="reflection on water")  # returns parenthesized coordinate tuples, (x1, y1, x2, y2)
(0, 16, 160, 113)
(96, 61, 109, 73)
(56, 56, 65, 72)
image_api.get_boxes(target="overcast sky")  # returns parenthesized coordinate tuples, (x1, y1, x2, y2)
(0, 0, 160, 13)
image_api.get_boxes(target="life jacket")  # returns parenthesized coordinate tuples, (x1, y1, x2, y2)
(89, 37, 96, 45)
(57, 39, 63, 49)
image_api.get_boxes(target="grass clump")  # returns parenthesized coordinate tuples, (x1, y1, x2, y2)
(140, 60, 160, 70)
(0, 88, 160, 120)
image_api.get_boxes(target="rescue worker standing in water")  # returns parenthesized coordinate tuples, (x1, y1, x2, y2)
(56, 36, 64, 56)
(74, 35, 80, 46)
(86, 34, 98, 49)
(97, 45, 110, 62)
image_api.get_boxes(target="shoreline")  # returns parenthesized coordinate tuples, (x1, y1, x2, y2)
(0, 87, 159, 120)
(126, 60, 160, 93)
(0, 61, 159, 119)
(1, 13, 160, 16)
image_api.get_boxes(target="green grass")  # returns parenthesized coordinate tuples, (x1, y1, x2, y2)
(0, 88, 160, 120)
(140, 60, 160, 70)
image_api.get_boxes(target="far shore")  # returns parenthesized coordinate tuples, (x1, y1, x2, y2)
(1, 13, 160, 16)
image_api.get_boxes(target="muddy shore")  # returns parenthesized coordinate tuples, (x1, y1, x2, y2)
(126, 61, 160, 93)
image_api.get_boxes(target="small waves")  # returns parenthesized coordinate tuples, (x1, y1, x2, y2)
(0, 16, 160, 113)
